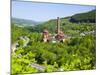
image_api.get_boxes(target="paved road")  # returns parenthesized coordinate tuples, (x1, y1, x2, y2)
(29, 63, 46, 72)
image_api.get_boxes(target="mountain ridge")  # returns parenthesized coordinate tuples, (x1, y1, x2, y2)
(12, 17, 42, 27)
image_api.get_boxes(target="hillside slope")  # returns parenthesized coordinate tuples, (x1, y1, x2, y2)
(12, 18, 40, 27)
(69, 10, 96, 23)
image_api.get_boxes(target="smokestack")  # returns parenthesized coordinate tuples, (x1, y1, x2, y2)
(57, 17, 60, 34)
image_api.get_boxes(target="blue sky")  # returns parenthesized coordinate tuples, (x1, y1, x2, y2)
(12, 1, 96, 22)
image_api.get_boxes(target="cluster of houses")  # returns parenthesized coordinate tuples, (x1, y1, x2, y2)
(42, 17, 65, 43)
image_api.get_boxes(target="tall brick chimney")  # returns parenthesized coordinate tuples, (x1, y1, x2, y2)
(57, 17, 60, 34)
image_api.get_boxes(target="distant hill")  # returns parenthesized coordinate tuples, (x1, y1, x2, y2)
(30, 10, 95, 32)
(69, 10, 96, 23)
(12, 18, 41, 27)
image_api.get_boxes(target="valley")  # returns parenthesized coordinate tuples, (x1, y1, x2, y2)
(11, 10, 96, 74)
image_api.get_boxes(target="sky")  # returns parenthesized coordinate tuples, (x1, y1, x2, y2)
(12, 1, 96, 22)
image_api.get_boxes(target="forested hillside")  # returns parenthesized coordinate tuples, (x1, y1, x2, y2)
(70, 10, 96, 23)
(11, 23, 29, 43)
(11, 10, 96, 74)
(12, 18, 41, 27)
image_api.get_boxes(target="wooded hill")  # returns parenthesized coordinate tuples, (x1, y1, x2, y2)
(12, 18, 41, 27)
(70, 10, 96, 23)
